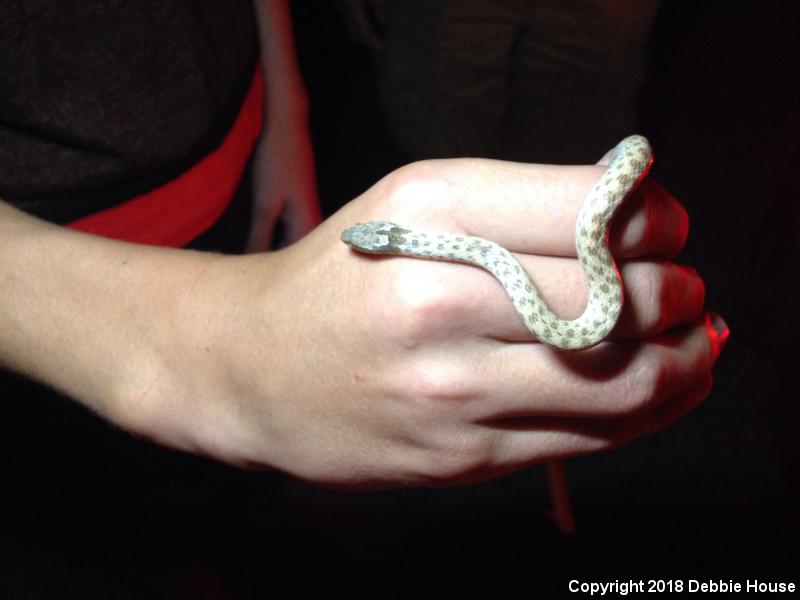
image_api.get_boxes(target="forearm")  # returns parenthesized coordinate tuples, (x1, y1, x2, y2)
(0, 200, 217, 427)
(253, 0, 309, 122)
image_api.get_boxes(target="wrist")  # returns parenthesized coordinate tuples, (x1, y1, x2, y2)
(130, 250, 285, 465)
(104, 248, 227, 441)
(265, 88, 310, 126)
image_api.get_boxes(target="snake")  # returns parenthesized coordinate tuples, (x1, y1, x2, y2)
(341, 135, 653, 350)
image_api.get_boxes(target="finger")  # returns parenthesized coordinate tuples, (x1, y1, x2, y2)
(613, 260, 705, 341)
(246, 196, 284, 253)
(609, 178, 689, 259)
(596, 146, 616, 166)
(460, 314, 721, 419)
(613, 375, 713, 446)
(283, 190, 323, 245)
(393, 252, 705, 342)
(246, 219, 274, 253)
(383, 159, 688, 260)
(502, 257, 706, 342)
(479, 376, 713, 470)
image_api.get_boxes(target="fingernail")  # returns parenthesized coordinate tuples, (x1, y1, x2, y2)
(708, 312, 730, 357)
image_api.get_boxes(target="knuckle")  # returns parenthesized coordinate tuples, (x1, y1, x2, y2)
(638, 179, 690, 257)
(403, 357, 471, 404)
(627, 262, 704, 335)
(393, 368, 496, 483)
(416, 434, 495, 484)
(385, 268, 461, 344)
(653, 265, 680, 332)
(644, 266, 668, 329)
(377, 160, 459, 221)
(626, 263, 666, 332)
(645, 263, 706, 333)
(666, 197, 690, 256)
(619, 356, 663, 415)
(685, 266, 706, 317)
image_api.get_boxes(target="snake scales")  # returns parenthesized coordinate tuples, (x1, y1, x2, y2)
(342, 135, 653, 350)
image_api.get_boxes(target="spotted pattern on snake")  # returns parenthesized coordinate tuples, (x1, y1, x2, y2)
(342, 135, 653, 350)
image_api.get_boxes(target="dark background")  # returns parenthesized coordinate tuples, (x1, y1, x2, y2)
(3, 1, 798, 597)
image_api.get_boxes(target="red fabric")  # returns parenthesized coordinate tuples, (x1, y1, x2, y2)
(68, 67, 264, 247)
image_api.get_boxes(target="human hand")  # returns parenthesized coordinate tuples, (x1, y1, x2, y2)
(133, 155, 725, 489)
(246, 113, 322, 251)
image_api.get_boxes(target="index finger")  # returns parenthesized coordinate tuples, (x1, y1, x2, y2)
(384, 157, 688, 260)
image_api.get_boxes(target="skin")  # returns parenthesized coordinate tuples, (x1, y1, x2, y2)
(248, 0, 322, 251)
(0, 155, 727, 490)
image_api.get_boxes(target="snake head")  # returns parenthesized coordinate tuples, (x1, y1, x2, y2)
(341, 221, 411, 253)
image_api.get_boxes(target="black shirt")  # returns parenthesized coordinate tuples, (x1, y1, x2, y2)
(0, 0, 258, 223)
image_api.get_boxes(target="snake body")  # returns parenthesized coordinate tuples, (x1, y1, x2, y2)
(342, 135, 653, 350)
